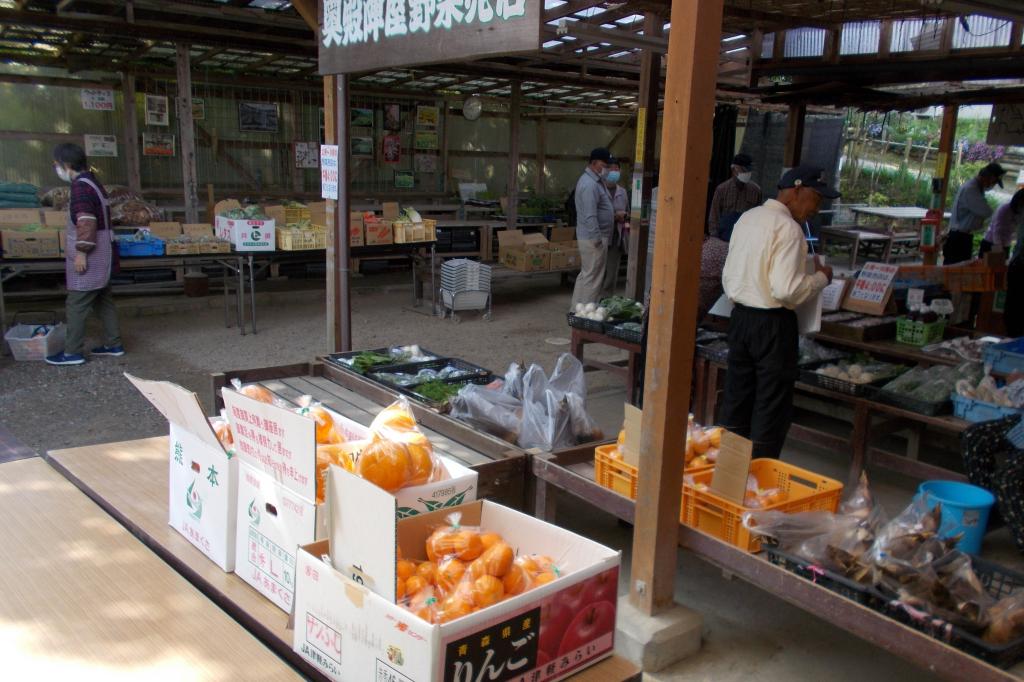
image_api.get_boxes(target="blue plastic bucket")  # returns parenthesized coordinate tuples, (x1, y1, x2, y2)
(916, 480, 996, 555)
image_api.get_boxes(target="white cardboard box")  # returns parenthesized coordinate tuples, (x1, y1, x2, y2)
(223, 388, 480, 611)
(292, 467, 621, 681)
(215, 215, 276, 251)
(127, 374, 238, 571)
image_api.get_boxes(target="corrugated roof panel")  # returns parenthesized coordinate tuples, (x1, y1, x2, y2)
(839, 21, 880, 55)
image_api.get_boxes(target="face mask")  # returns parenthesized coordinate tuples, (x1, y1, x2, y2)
(55, 166, 71, 183)
(737, 172, 752, 184)
(607, 170, 621, 184)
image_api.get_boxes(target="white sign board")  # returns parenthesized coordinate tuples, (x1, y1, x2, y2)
(906, 287, 926, 308)
(295, 141, 320, 169)
(84, 134, 118, 158)
(988, 104, 1024, 146)
(844, 262, 900, 315)
(821, 278, 847, 312)
(320, 144, 339, 200)
(80, 88, 114, 111)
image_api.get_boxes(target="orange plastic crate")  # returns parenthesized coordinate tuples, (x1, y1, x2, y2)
(680, 459, 843, 553)
(942, 264, 1005, 293)
(594, 443, 713, 501)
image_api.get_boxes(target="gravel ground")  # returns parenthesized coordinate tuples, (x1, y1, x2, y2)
(0, 273, 624, 454)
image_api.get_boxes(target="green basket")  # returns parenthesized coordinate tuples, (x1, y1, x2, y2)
(895, 317, 945, 347)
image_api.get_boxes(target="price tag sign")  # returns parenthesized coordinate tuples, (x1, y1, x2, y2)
(821, 279, 848, 312)
(320, 144, 339, 200)
(843, 262, 900, 315)
(907, 288, 925, 308)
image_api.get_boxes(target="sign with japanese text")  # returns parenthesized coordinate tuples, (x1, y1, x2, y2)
(296, 141, 320, 168)
(84, 134, 118, 158)
(321, 144, 339, 199)
(320, 0, 542, 75)
(843, 261, 899, 315)
(80, 88, 114, 111)
(222, 388, 316, 502)
(443, 607, 541, 682)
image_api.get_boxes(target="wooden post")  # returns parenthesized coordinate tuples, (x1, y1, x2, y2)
(175, 43, 199, 224)
(121, 72, 141, 193)
(929, 104, 959, 266)
(325, 74, 352, 352)
(629, 0, 723, 616)
(440, 99, 450, 195)
(625, 12, 663, 302)
(506, 81, 521, 230)
(784, 102, 806, 168)
(536, 114, 546, 195)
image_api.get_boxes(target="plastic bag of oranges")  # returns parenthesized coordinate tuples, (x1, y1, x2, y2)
(230, 378, 277, 405)
(352, 398, 441, 493)
(296, 395, 345, 445)
(744, 474, 788, 509)
(211, 410, 234, 451)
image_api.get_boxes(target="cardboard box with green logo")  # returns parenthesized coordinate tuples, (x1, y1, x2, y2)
(498, 229, 551, 272)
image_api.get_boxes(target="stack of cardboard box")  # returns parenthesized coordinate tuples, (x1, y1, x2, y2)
(498, 227, 581, 272)
(0, 208, 62, 259)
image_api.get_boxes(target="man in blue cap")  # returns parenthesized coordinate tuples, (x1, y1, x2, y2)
(719, 165, 837, 458)
(572, 147, 615, 307)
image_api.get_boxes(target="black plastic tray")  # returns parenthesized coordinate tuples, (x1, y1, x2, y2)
(605, 323, 643, 344)
(696, 341, 729, 364)
(324, 346, 442, 375)
(371, 358, 494, 410)
(798, 361, 905, 398)
(566, 312, 607, 333)
(764, 546, 885, 608)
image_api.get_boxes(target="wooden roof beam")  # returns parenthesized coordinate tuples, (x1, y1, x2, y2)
(551, 23, 669, 52)
(543, 1, 607, 23)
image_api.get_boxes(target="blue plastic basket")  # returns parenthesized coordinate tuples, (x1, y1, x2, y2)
(952, 394, 1024, 424)
(116, 237, 165, 257)
(984, 338, 1024, 376)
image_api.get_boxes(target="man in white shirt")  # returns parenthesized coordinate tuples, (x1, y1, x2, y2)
(719, 166, 837, 459)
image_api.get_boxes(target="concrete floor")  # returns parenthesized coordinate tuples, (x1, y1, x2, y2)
(0, 270, 993, 681)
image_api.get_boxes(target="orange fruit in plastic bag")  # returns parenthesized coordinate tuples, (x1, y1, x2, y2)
(534, 571, 557, 586)
(372, 404, 417, 433)
(213, 421, 233, 448)
(405, 575, 429, 596)
(357, 438, 413, 492)
(480, 532, 502, 549)
(473, 575, 505, 609)
(239, 384, 274, 404)
(437, 558, 467, 594)
(438, 595, 473, 623)
(396, 577, 407, 601)
(308, 406, 339, 445)
(315, 444, 355, 504)
(427, 529, 484, 562)
(397, 431, 434, 486)
(707, 426, 722, 448)
(476, 542, 514, 578)
(416, 561, 438, 584)
(396, 559, 415, 581)
(515, 555, 540, 575)
(692, 433, 711, 455)
(503, 563, 530, 596)
(617, 429, 626, 447)
(684, 439, 696, 464)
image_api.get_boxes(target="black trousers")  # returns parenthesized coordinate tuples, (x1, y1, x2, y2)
(978, 239, 994, 257)
(1007, 257, 1024, 338)
(943, 230, 975, 265)
(719, 304, 799, 459)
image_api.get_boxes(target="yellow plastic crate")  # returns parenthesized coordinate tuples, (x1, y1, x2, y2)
(284, 206, 311, 224)
(392, 218, 437, 244)
(277, 227, 327, 251)
(681, 459, 843, 553)
(594, 443, 714, 501)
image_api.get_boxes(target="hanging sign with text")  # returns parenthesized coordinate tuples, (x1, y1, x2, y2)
(320, 144, 339, 200)
(320, 0, 541, 74)
(80, 88, 115, 111)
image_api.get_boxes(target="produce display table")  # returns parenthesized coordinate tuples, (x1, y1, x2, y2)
(0, 253, 251, 334)
(570, 327, 643, 404)
(693, 355, 970, 487)
(3, 456, 298, 679)
(44, 437, 638, 681)
(529, 447, 1022, 682)
(809, 332, 964, 368)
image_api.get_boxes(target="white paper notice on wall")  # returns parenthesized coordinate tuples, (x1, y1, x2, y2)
(320, 144, 339, 200)
(907, 287, 925, 308)
(84, 134, 118, 158)
(295, 142, 319, 169)
(80, 88, 114, 111)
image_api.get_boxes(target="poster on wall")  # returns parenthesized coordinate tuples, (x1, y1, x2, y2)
(384, 104, 402, 131)
(145, 95, 169, 126)
(351, 136, 374, 158)
(394, 171, 415, 190)
(238, 101, 279, 132)
(295, 142, 320, 169)
(84, 134, 118, 158)
(415, 154, 438, 173)
(192, 98, 206, 121)
(320, 144, 338, 200)
(414, 131, 438, 151)
(142, 133, 175, 156)
(80, 88, 115, 111)
(350, 107, 374, 127)
(382, 134, 401, 164)
(416, 106, 438, 129)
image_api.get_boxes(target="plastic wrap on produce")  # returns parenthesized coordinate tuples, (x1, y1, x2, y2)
(448, 384, 522, 443)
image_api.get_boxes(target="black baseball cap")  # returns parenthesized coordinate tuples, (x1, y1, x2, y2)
(732, 153, 753, 168)
(778, 165, 841, 199)
(980, 162, 1006, 188)
(589, 147, 612, 163)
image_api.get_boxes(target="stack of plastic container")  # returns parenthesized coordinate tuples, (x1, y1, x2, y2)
(438, 258, 492, 322)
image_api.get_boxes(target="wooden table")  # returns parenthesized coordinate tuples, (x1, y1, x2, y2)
(45, 438, 638, 681)
(570, 327, 643, 404)
(818, 226, 894, 267)
(529, 448, 1022, 682)
(2, 457, 298, 679)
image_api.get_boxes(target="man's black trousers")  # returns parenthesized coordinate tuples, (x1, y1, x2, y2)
(718, 303, 799, 459)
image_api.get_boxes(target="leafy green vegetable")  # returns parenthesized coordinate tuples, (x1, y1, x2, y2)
(413, 380, 463, 403)
(351, 351, 394, 373)
(600, 296, 644, 321)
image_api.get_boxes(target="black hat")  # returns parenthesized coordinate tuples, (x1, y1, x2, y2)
(778, 165, 841, 199)
(607, 156, 620, 166)
(589, 147, 612, 163)
(732, 153, 753, 168)
(980, 162, 1006, 188)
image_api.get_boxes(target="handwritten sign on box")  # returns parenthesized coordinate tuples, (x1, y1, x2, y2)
(222, 388, 316, 502)
(843, 262, 899, 315)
